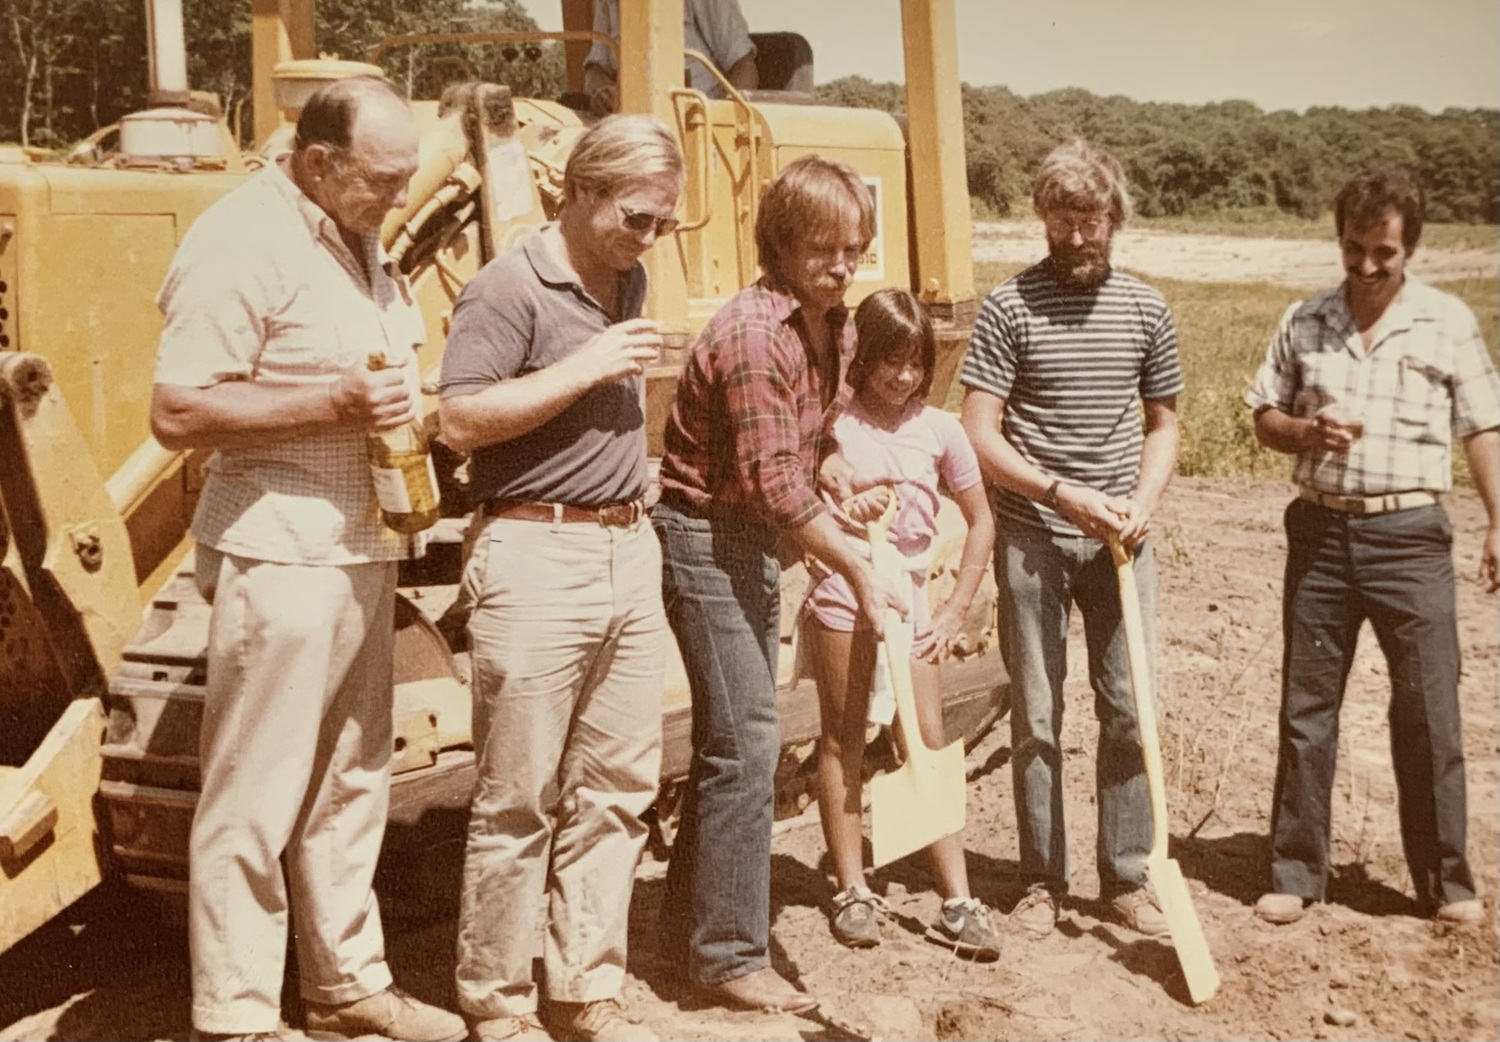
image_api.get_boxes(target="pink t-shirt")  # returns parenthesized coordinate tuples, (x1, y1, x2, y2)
(804, 398, 982, 631)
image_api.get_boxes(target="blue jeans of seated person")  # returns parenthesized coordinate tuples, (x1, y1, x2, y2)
(652, 499, 782, 987)
(996, 525, 1156, 900)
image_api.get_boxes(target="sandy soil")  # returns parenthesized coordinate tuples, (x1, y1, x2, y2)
(972, 220, 1500, 288)
(4, 223, 1498, 1040)
(3, 474, 1495, 1042)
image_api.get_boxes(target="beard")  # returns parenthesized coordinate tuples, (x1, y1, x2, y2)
(1048, 241, 1111, 288)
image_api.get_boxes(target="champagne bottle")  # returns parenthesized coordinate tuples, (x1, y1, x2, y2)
(365, 352, 440, 534)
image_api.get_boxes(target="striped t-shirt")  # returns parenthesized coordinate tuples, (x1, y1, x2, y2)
(960, 260, 1184, 536)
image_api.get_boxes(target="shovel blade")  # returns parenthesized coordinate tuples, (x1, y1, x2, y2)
(1148, 853, 1221, 1005)
(870, 740, 966, 868)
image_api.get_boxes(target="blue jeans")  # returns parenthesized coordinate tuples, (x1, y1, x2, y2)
(652, 499, 782, 986)
(1270, 500, 1473, 910)
(996, 525, 1155, 899)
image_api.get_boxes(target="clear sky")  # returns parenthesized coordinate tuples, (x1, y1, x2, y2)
(515, 1, 1499, 113)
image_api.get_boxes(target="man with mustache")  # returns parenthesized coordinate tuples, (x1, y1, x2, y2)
(1245, 165, 1499, 926)
(960, 139, 1184, 939)
(653, 154, 904, 1014)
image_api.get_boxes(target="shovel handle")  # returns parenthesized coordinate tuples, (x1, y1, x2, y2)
(863, 489, 930, 766)
(1109, 536, 1170, 862)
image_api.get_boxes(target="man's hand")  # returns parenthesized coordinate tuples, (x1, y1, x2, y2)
(1115, 497, 1153, 550)
(818, 451, 856, 504)
(578, 318, 663, 384)
(1307, 404, 1364, 454)
(850, 562, 907, 641)
(330, 366, 415, 431)
(842, 486, 893, 524)
(1480, 525, 1499, 593)
(1056, 484, 1131, 542)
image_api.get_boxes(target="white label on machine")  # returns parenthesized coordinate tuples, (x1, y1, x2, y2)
(858, 175, 885, 281)
(488, 139, 534, 221)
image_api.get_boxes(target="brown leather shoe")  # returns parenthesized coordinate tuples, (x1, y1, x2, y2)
(700, 967, 818, 1014)
(304, 987, 466, 1041)
(1435, 898, 1484, 924)
(548, 999, 655, 1042)
(1253, 892, 1309, 925)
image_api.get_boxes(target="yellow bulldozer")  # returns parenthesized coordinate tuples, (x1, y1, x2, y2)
(0, 0, 1005, 956)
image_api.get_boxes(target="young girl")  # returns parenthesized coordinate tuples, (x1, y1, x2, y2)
(804, 287, 999, 957)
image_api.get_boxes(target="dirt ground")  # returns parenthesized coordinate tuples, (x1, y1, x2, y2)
(972, 220, 1500, 288)
(2, 234, 1498, 1041)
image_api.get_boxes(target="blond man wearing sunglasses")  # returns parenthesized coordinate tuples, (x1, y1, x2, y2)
(439, 115, 684, 1042)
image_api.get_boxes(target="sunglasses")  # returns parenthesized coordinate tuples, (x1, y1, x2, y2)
(617, 204, 679, 237)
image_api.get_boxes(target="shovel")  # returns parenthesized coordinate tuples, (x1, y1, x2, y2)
(866, 490, 967, 868)
(1110, 536, 1221, 1005)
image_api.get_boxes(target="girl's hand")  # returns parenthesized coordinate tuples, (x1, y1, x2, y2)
(843, 486, 893, 524)
(913, 605, 964, 663)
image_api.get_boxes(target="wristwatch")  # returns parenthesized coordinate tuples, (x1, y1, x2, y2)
(1042, 478, 1063, 510)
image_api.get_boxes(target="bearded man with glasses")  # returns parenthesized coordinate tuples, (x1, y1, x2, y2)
(439, 114, 683, 1042)
(960, 139, 1184, 942)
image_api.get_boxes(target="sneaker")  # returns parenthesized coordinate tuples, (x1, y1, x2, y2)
(304, 987, 467, 1042)
(1435, 898, 1484, 924)
(1110, 888, 1170, 937)
(1011, 887, 1059, 937)
(829, 884, 886, 948)
(548, 999, 654, 1042)
(470, 1014, 552, 1041)
(1253, 892, 1309, 925)
(925, 897, 1001, 961)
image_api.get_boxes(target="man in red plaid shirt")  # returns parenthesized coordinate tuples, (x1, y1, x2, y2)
(652, 155, 904, 1015)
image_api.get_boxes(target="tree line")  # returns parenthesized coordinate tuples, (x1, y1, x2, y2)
(819, 77, 1499, 225)
(3, 0, 1495, 227)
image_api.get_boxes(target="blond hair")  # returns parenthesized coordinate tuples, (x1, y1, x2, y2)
(1031, 139, 1133, 227)
(564, 114, 685, 201)
(755, 155, 876, 284)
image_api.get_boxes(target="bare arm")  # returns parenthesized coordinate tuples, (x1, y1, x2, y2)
(1118, 395, 1180, 549)
(1463, 427, 1500, 593)
(439, 319, 661, 454)
(150, 368, 412, 451)
(1253, 404, 1360, 455)
(724, 52, 758, 91)
(959, 388, 1129, 541)
(914, 481, 995, 663)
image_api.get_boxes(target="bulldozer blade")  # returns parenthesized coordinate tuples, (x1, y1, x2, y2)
(1149, 851, 1221, 1004)
(870, 736, 966, 868)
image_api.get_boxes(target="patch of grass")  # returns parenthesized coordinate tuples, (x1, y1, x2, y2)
(1132, 214, 1500, 253)
(957, 269, 1500, 487)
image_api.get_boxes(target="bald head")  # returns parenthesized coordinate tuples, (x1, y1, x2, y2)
(290, 76, 420, 237)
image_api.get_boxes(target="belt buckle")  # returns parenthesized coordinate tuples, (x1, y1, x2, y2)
(597, 501, 639, 528)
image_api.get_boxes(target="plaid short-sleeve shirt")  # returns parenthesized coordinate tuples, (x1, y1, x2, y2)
(154, 158, 427, 564)
(1245, 277, 1500, 496)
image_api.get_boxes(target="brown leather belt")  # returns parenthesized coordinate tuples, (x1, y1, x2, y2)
(482, 497, 646, 527)
(1298, 487, 1437, 515)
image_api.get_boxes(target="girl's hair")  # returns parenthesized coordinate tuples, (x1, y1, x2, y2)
(847, 288, 935, 401)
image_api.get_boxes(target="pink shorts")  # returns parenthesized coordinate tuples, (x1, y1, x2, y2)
(803, 568, 931, 634)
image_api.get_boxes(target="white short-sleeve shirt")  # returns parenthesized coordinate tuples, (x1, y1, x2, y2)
(154, 158, 427, 564)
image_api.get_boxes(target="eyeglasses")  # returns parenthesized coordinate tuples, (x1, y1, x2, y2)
(1044, 214, 1109, 238)
(617, 204, 679, 237)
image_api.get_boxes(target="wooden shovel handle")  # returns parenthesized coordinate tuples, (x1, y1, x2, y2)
(1109, 536, 1170, 862)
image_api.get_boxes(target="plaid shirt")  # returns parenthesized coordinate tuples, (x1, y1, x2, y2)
(1245, 277, 1500, 496)
(658, 278, 853, 529)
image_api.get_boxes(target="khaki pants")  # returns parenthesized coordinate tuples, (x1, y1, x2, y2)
(455, 516, 666, 1019)
(190, 550, 397, 1034)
